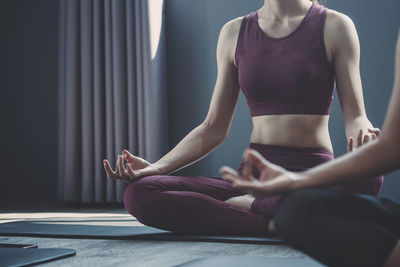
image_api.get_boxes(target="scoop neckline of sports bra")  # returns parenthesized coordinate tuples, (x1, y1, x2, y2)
(255, 2, 315, 41)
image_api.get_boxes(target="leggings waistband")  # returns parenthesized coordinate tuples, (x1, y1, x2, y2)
(249, 143, 334, 157)
(238, 143, 334, 173)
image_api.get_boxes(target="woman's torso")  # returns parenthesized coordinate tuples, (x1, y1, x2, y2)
(234, 2, 335, 152)
(251, 115, 332, 152)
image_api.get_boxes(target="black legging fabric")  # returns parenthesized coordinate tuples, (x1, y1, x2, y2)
(274, 188, 400, 267)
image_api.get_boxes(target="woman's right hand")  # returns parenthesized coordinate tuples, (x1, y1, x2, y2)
(103, 150, 162, 183)
(347, 128, 381, 152)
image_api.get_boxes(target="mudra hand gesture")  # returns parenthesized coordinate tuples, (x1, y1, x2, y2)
(103, 150, 161, 183)
(347, 128, 381, 152)
(220, 149, 298, 198)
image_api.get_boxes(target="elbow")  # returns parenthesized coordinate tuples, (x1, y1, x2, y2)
(201, 121, 228, 144)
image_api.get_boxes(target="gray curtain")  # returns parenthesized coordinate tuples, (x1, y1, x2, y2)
(57, 0, 168, 203)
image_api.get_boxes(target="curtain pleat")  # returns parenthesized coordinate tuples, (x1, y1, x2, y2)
(58, 0, 167, 203)
(63, 0, 82, 202)
(126, 0, 139, 157)
(135, 1, 146, 159)
(57, 0, 67, 200)
(112, 0, 129, 200)
(81, 0, 94, 202)
(93, 0, 106, 203)
(103, 0, 116, 202)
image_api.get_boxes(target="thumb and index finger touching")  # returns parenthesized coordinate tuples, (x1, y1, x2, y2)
(102, 149, 145, 180)
(220, 148, 274, 179)
(243, 149, 269, 170)
(122, 149, 135, 160)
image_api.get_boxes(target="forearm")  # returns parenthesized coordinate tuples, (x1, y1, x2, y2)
(264, 138, 399, 194)
(295, 139, 397, 188)
(153, 123, 225, 175)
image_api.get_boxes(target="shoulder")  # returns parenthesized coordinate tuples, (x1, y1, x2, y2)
(216, 16, 244, 57)
(324, 9, 359, 51)
(219, 16, 244, 42)
(325, 9, 358, 42)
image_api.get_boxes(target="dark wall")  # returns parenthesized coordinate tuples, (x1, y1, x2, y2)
(165, 0, 400, 198)
(0, 0, 59, 206)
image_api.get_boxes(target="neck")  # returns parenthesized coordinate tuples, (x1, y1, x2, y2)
(261, 0, 312, 20)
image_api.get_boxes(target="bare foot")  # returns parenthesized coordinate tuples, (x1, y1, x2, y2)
(226, 195, 276, 235)
(268, 220, 276, 234)
(225, 194, 255, 209)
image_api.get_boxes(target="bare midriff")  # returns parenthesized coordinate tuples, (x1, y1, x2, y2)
(250, 114, 333, 152)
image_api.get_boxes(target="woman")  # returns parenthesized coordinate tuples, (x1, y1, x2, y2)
(220, 32, 400, 267)
(103, 0, 382, 235)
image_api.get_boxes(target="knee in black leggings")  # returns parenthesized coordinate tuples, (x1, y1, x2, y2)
(274, 189, 400, 267)
(274, 188, 321, 238)
(274, 188, 358, 236)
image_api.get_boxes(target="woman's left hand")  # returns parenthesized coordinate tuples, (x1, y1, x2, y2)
(220, 149, 299, 198)
(347, 127, 381, 152)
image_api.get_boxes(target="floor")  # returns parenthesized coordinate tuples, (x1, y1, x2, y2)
(0, 209, 307, 267)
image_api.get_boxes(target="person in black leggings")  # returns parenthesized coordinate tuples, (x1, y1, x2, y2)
(275, 189, 400, 266)
(220, 32, 400, 267)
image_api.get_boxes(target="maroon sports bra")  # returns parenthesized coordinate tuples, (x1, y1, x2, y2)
(235, 3, 335, 116)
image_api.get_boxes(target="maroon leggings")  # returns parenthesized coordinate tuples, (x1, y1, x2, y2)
(123, 143, 383, 235)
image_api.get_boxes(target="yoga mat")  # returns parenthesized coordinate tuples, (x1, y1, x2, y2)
(174, 255, 324, 267)
(0, 247, 76, 267)
(0, 221, 166, 239)
(0, 221, 284, 244)
(0, 243, 37, 248)
(162, 234, 283, 245)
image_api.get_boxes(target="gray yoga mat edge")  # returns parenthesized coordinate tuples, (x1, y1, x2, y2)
(0, 221, 284, 244)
